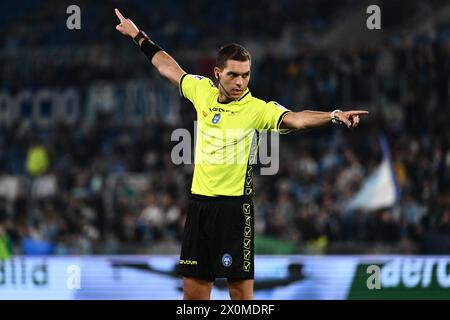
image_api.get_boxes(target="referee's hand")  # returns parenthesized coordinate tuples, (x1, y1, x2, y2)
(335, 110, 369, 128)
(114, 8, 139, 39)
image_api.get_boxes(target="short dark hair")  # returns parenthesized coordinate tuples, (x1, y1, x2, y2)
(216, 43, 251, 69)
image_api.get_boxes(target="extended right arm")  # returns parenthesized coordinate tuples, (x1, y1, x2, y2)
(114, 8, 185, 87)
(148, 50, 185, 86)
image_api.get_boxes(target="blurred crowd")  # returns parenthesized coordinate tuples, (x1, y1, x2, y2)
(1, 0, 450, 257)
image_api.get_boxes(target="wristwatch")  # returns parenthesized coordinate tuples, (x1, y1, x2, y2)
(331, 109, 343, 124)
(133, 30, 149, 45)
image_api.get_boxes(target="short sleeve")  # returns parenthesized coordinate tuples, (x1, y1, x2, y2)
(179, 74, 216, 110)
(256, 101, 292, 134)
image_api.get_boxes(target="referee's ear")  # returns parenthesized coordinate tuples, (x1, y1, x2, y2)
(214, 67, 221, 80)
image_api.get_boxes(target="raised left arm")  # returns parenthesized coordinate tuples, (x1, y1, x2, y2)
(280, 109, 369, 130)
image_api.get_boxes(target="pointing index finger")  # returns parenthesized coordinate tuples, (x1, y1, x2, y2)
(115, 8, 125, 22)
(348, 110, 369, 116)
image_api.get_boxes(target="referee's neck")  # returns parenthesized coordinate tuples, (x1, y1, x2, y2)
(217, 92, 234, 103)
(218, 89, 245, 103)
(218, 96, 234, 103)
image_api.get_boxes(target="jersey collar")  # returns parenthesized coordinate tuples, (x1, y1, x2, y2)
(217, 88, 251, 105)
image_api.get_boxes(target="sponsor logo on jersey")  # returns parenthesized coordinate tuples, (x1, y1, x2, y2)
(208, 107, 235, 114)
(179, 260, 198, 265)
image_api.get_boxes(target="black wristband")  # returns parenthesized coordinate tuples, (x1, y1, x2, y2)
(140, 39, 163, 61)
(133, 30, 149, 45)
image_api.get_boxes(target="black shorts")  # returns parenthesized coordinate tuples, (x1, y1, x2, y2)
(177, 194, 255, 281)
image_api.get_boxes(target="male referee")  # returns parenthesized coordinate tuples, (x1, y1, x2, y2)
(115, 9, 368, 300)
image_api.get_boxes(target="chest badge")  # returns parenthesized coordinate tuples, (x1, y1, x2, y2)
(212, 113, 221, 124)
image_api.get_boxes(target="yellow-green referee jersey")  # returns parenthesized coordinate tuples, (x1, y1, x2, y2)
(180, 73, 291, 196)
